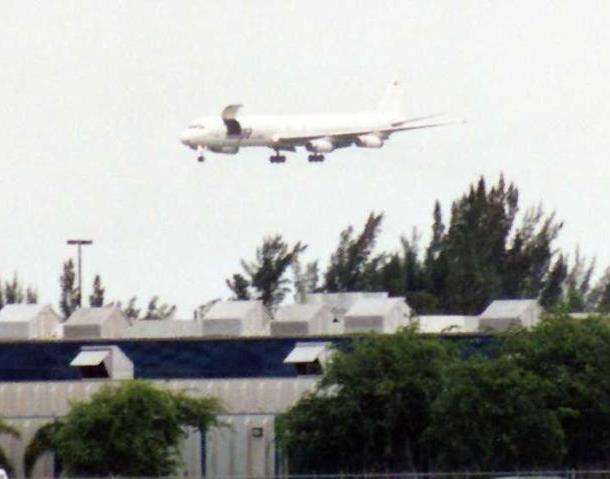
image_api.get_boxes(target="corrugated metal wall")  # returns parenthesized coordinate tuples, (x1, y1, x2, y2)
(0, 377, 316, 478)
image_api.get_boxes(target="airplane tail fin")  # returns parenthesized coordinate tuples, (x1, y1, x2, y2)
(377, 79, 405, 115)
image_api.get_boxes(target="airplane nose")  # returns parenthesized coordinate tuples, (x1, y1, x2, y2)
(179, 129, 193, 145)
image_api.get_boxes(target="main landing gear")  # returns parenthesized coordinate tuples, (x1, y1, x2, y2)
(196, 146, 205, 163)
(308, 154, 325, 162)
(269, 149, 286, 163)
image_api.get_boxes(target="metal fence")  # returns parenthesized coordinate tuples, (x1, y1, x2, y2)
(182, 472, 610, 479)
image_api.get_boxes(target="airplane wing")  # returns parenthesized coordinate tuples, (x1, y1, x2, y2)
(273, 115, 462, 148)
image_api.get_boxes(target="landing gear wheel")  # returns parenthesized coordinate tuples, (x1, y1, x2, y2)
(269, 154, 286, 164)
(308, 154, 325, 162)
(197, 155, 205, 163)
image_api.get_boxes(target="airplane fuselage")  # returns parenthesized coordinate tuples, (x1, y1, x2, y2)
(180, 112, 401, 150)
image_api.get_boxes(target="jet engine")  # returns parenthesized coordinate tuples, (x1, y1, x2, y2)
(356, 134, 383, 148)
(306, 138, 334, 153)
(208, 145, 239, 154)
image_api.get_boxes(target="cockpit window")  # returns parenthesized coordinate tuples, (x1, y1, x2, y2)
(188, 124, 205, 129)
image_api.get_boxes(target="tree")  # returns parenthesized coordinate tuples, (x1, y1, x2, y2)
(25, 287, 38, 304)
(120, 296, 141, 320)
(88, 274, 105, 307)
(278, 328, 455, 473)
(292, 258, 319, 303)
(0, 419, 19, 475)
(4, 274, 24, 304)
(539, 254, 568, 309)
(142, 296, 176, 320)
(59, 260, 79, 318)
(504, 313, 610, 467)
(426, 355, 565, 471)
(323, 212, 385, 292)
(24, 381, 222, 477)
(226, 274, 251, 300)
(227, 236, 306, 308)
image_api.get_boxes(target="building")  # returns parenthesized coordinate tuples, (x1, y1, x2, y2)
(63, 307, 131, 339)
(343, 297, 412, 333)
(0, 304, 61, 340)
(201, 300, 271, 336)
(0, 336, 325, 478)
(478, 299, 543, 331)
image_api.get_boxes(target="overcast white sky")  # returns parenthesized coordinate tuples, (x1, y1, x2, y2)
(1, 1, 609, 316)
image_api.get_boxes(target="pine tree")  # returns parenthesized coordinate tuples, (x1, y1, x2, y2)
(293, 259, 319, 303)
(60, 259, 79, 319)
(4, 274, 24, 304)
(25, 287, 38, 304)
(323, 212, 385, 292)
(539, 255, 568, 309)
(89, 275, 105, 307)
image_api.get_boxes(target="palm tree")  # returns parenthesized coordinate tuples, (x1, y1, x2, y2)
(0, 419, 20, 476)
(24, 421, 59, 478)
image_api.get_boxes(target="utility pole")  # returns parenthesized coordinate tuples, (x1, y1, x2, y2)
(66, 239, 93, 307)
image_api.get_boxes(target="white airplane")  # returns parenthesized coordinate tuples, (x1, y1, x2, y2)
(179, 80, 460, 163)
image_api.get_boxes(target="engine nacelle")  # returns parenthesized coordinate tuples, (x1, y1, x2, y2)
(208, 145, 239, 154)
(356, 134, 383, 148)
(306, 138, 334, 153)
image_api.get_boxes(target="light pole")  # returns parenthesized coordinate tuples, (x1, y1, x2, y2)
(66, 239, 93, 307)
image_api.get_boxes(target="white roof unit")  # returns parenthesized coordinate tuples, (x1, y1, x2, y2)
(479, 299, 543, 330)
(63, 307, 130, 339)
(272, 304, 339, 336)
(0, 304, 61, 339)
(202, 300, 271, 337)
(480, 299, 539, 319)
(344, 297, 411, 334)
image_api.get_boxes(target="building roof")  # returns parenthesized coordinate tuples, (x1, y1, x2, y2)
(275, 304, 325, 322)
(479, 299, 539, 319)
(204, 300, 262, 320)
(125, 319, 201, 339)
(0, 304, 53, 323)
(65, 307, 123, 325)
(345, 297, 407, 317)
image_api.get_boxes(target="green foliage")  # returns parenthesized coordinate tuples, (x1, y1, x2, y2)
(59, 259, 79, 318)
(279, 328, 456, 472)
(143, 296, 176, 320)
(227, 235, 307, 308)
(0, 418, 20, 476)
(324, 212, 385, 292)
(88, 274, 105, 307)
(280, 315, 610, 472)
(426, 355, 565, 470)
(25, 381, 222, 477)
(4, 274, 24, 304)
(504, 313, 610, 466)
(226, 273, 251, 300)
(120, 296, 141, 320)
